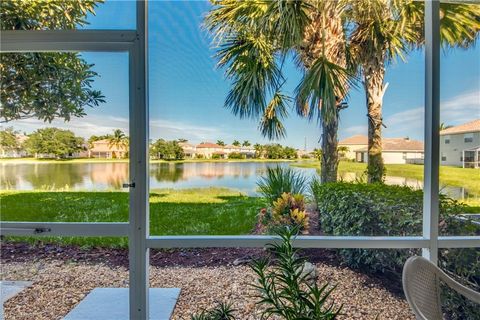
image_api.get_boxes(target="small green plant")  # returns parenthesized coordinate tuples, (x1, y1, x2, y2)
(211, 153, 222, 159)
(257, 166, 308, 204)
(191, 302, 236, 320)
(250, 226, 341, 319)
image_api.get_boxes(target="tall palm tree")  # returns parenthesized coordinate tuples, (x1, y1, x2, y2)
(108, 129, 128, 158)
(206, 0, 354, 183)
(346, 0, 480, 182)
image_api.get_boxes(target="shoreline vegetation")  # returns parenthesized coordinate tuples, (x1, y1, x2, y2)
(0, 157, 299, 164)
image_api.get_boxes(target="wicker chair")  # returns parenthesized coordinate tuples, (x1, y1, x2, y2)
(402, 256, 480, 320)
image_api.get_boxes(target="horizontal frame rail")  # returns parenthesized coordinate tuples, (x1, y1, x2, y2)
(1, 224, 478, 249)
(0, 30, 136, 52)
(0, 222, 129, 236)
(146, 235, 480, 249)
(438, 236, 480, 248)
(147, 236, 429, 249)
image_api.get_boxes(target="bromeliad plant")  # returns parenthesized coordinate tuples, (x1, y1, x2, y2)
(251, 226, 341, 319)
(264, 192, 309, 233)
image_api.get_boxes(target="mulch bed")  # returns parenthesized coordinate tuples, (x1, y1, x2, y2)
(1, 242, 415, 320)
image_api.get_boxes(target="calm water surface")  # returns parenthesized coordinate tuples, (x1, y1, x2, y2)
(0, 161, 476, 201)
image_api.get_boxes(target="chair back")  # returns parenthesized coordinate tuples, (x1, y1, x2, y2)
(402, 256, 443, 320)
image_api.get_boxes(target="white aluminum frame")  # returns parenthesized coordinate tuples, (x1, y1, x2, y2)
(0, 1, 479, 319)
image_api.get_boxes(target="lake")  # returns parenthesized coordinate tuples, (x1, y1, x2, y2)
(0, 161, 476, 201)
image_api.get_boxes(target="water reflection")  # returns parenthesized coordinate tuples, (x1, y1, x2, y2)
(0, 162, 477, 201)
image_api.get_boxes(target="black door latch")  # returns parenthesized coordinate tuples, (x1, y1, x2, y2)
(122, 182, 136, 188)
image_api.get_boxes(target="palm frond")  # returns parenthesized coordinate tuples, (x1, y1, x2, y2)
(295, 56, 354, 125)
(204, 0, 268, 44)
(260, 0, 313, 49)
(259, 91, 291, 140)
(216, 32, 283, 120)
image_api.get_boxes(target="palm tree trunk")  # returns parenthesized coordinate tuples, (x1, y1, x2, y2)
(320, 109, 339, 183)
(364, 56, 386, 183)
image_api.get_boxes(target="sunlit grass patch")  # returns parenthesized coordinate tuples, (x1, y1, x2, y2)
(0, 188, 265, 247)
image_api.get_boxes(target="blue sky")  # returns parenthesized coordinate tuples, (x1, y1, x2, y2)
(12, 0, 480, 149)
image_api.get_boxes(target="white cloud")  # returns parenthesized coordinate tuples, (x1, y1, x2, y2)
(350, 90, 480, 139)
(149, 119, 223, 142)
(342, 125, 367, 136)
(9, 114, 225, 142)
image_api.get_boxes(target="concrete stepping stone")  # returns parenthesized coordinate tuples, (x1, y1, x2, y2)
(1, 281, 33, 320)
(63, 287, 180, 320)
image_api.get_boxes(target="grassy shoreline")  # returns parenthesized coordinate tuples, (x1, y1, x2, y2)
(0, 188, 265, 247)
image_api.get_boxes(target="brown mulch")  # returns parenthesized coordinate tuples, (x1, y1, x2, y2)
(1, 242, 415, 320)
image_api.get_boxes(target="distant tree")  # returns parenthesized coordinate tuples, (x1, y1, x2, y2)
(216, 140, 226, 146)
(439, 123, 454, 131)
(0, 0, 105, 122)
(253, 143, 264, 159)
(283, 146, 298, 159)
(264, 144, 284, 159)
(228, 152, 245, 159)
(337, 146, 349, 159)
(232, 140, 241, 147)
(313, 148, 322, 161)
(0, 127, 19, 155)
(242, 140, 251, 147)
(24, 127, 84, 158)
(178, 138, 188, 143)
(150, 139, 184, 160)
(107, 129, 128, 158)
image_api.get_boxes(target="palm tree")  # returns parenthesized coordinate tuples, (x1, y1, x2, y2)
(254, 143, 264, 159)
(242, 140, 251, 147)
(206, 0, 354, 183)
(217, 140, 225, 146)
(345, 0, 480, 182)
(232, 140, 241, 147)
(108, 129, 128, 158)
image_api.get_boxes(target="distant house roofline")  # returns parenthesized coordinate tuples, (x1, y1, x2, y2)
(440, 119, 480, 135)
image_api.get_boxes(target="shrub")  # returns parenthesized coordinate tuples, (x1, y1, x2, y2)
(311, 182, 480, 319)
(228, 152, 245, 159)
(211, 153, 222, 159)
(257, 166, 308, 204)
(259, 193, 309, 233)
(251, 226, 341, 319)
(195, 154, 204, 159)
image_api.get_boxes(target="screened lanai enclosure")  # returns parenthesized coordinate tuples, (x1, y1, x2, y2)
(1, 0, 479, 319)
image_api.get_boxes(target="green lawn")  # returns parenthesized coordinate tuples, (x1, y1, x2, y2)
(293, 160, 480, 205)
(0, 188, 265, 247)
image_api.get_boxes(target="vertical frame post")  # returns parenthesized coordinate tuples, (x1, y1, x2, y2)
(423, 0, 440, 263)
(129, 0, 149, 319)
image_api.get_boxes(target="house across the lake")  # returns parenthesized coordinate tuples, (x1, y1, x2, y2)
(88, 139, 128, 159)
(179, 142, 255, 159)
(440, 119, 480, 168)
(338, 135, 368, 160)
(339, 135, 424, 164)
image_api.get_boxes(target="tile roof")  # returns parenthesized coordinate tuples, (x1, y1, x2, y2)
(356, 138, 424, 152)
(339, 135, 368, 145)
(440, 119, 480, 135)
(196, 142, 222, 148)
